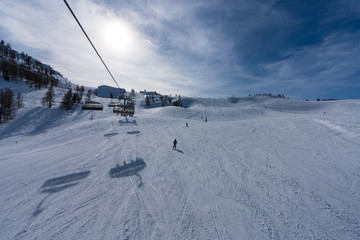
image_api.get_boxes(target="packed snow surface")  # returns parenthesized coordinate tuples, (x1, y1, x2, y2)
(1, 87, 360, 239)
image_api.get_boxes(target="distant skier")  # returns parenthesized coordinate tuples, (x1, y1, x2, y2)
(173, 139, 177, 150)
(186, 122, 188, 127)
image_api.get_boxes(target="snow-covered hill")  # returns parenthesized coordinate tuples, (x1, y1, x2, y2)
(1, 85, 360, 239)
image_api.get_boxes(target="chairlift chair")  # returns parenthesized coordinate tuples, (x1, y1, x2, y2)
(113, 96, 135, 116)
(113, 104, 135, 117)
(82, 101, 103, 110)
(108, 101, 118, 107)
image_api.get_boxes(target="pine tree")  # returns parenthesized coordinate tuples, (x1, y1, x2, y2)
(61, 88, 74, 110)
(72, 92, 78, 104)
(0, 89, 4, 122)
(42, 86, 55, 108)
(0, 88, 14, 122)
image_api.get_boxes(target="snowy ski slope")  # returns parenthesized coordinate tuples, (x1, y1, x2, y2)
(1, 85, 360, 239)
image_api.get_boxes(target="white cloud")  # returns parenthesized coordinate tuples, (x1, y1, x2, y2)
(1, 0, 359, 99)
(0, 0, 198, 94)
(262, 31, 360, 98)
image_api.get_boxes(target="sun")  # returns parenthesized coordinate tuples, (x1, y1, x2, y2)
(102, 20, 134, 52)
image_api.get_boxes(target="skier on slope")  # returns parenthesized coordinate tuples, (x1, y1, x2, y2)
(173, 139, 177, 150)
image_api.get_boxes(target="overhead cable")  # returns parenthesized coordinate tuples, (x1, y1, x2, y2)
(63, 0, 121, 89)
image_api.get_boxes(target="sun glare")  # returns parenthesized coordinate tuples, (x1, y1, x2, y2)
(102, 21, 134, 52)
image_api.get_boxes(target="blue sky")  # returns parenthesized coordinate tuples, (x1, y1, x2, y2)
(1, 0, 359, 99)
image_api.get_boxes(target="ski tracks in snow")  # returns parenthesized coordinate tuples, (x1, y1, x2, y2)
(251, 119, 360, 239)
(2, 97, 360, 240)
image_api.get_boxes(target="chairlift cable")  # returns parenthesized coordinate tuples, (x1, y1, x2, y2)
(63, 0, 121, 89)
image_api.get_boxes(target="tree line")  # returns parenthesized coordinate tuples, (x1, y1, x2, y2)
(0, 40, 91, 123)
(144, 93, 183, 107)
(0, 84, 90, 123)
(0, 40, 59, 89)
(41, 84, 87, 110)
(249, 93, 287, 98)
(58, 85, 88, 110)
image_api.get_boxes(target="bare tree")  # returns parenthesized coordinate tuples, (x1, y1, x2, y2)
(17, 92, 23, 108)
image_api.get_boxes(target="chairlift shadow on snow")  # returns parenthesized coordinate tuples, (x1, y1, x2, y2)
(118, 118, 137, 125)
(127, 130, 141, 135)
(109, 158, 146, 187)
(104, 132, 119, 137)
(33, 171, 91, 217)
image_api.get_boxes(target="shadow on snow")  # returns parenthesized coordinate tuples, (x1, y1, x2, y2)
(110, 158, 146, 187)
(127, 130, 141, 135)
(40, 171, 91, 192)
(33, 171, 91, 217)
(118, 118, 137, 125)
(175, 149, 184, 154)
(104, 132, 119, 137)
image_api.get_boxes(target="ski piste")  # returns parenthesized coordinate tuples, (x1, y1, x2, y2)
(1, 85, 360, 239)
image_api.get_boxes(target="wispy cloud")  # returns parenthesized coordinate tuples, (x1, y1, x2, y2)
(262, 31, 360, 99)
(1, 0, 359, 99)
